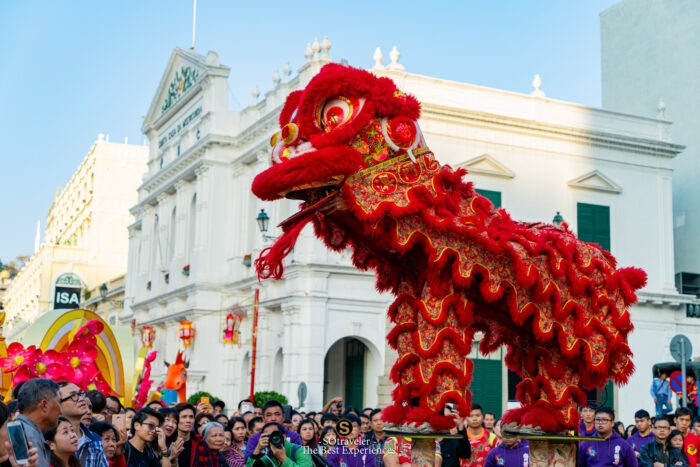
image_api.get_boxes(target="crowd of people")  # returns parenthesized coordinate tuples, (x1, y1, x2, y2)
(3, 377, 700, 467)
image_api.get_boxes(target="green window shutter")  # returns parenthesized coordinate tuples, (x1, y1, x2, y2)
(470, 359, 502, 418)
(475, 189, 502, 209)
(577, 203, 610, 251)
(345, 339, 365, 409)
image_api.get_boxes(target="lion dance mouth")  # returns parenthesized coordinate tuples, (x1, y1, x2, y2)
(252, 63, 646, 434)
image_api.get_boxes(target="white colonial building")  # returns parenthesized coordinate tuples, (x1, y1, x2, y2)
(124, 39, 698, 421)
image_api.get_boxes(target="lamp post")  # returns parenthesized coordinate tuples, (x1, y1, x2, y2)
(256, 209, 278, 241)
(99, 283, 108, 300)
(552, 211, 564, 228)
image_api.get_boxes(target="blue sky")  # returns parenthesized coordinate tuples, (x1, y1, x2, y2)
(0, 1, 618, 262)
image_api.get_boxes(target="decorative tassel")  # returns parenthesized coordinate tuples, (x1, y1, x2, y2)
(255, 212, 314, 280)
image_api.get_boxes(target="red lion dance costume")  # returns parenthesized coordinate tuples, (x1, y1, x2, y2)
(252, 64, 646, 434)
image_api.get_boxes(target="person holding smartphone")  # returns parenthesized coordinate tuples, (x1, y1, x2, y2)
(0, 401, 39, 467)
(16, 378, 61, 467)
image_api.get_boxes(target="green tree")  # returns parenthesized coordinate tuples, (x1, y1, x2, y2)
(254, 391, 287, 407)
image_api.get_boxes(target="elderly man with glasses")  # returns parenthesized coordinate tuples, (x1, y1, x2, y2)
(639, 417, 687, 467)
(58, 381, 109, 467)
(579, 407, 638, 467)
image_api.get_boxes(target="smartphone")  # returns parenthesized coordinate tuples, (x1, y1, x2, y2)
(445, 403, 456, 412)
(241, 405, 253, 415)
(282, 404, 292, 423)
(7, 421, 29, 465)
(201, 396, 210, 407)
(112, 414, 126, 432)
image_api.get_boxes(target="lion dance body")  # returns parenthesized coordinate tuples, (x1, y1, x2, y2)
(252, 64, 646, 434)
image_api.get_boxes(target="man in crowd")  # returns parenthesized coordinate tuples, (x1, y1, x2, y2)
(326, 414, 375, 467)
(465, 404, 497, 467)
(627, 410, 654, 456)
(484, 432, 528, 467)
(175, 402, 214, 467)
(322, 397, 343, 416)
(321, 413, 337, 428)
(248, 416, 263, 438)
(246, 400, 301, 460)
(693, 417, 700, 438)
(650, 371, 673, 418)
(579, 407, 637, 467)
(675, 407, 700, 465)
(483, 413, 496, 433)
(364, 409, 387, 467)
(103, 395, 122, 424)
(58, 381, 109, 467)
(579, 403, 597, 437)
(253, 405, 263, 417)
(124, 408, 170, 467)
(247, 422, 312, 467)
(16, 378, 61, 467)
(359, 414, 371, 435)
(213, 400, 226, 417)
(639, 416, 686, 467)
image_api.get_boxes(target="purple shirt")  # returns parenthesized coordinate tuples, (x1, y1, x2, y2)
(579, 432, 639, 467)
(484, 441, 529, 467)
(326, 444, 376, 467)
(626, 431, 654, 453)
(245, 428, 302, 461)
(579, 420, 597, 437)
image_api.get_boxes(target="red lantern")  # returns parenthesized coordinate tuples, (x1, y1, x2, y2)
(223, 313, 242, 345)
(178, 321, 195, 348)
(141, 326, 155, 348)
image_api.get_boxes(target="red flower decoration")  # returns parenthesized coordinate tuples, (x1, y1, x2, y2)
(0, 343, 36, 373)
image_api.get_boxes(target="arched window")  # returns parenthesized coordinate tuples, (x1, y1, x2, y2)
(168, 206, 177, 262)
(187, 194, 197, 262)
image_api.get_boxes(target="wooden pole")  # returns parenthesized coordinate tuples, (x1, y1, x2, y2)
(249, 288, 259, 402)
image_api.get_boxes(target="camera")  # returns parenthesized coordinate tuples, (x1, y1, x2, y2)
(268, 431, 284, 448)
(334, 402, 342, 409)
(445, 403, 455, 412)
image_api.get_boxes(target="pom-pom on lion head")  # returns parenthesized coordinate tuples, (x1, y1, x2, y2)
(252, 63, 423, 203)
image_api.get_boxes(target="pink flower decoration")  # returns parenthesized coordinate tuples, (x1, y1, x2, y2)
(12, 364, 36, 385)
(0, 343, 36, 373)
(26, 349, 64, 380)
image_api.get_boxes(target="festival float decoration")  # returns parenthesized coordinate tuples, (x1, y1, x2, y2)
(133, 350, 158, 409)
(252, 64, 646, 439)
(159, 350, 189, 406)
(223, 310, 242, 346)
(140, 326, 155, 349)
(178, 321, 195, 348)
(0, 309, 134, 401)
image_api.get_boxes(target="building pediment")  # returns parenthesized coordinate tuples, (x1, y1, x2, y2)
(142, 48, 227, 133)
(458, 154, 515, 178)
(567, 170, 622, 193)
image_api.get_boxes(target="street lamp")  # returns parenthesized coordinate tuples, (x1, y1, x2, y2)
(99, 283, 108, 300)
(552, 211, 564, 228)
(256, 209, 270, 233)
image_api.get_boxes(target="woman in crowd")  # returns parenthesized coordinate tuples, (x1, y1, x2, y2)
(156, 408, 184, 465)
(202, 422, 233, 467)
(0, 401, 39, 467)
(298, 419, 331, 467)
(668, 430, 691, 466)
(195, 413, 215, 435)
(89, 422, 125, 466)
(319, 426, 338, 459)
(124, 408, 136, 431)
(223, 417, 246, 467)
(613, 421, 626, 439)
(43, 417, 80, 467)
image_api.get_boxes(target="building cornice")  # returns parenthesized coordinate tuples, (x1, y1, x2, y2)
(636, 291, 699, 307)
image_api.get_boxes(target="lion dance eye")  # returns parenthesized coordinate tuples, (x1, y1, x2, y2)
(281, 123, 301, 145)
(317, 96, 363, 132)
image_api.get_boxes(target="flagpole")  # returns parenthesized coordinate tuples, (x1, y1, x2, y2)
(250, 288, 259, 402)
(191, 0, 197, 50)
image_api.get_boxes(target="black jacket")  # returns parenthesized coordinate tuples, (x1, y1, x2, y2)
(439, 428, 472, 467)
(639, 440, 688, 467)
